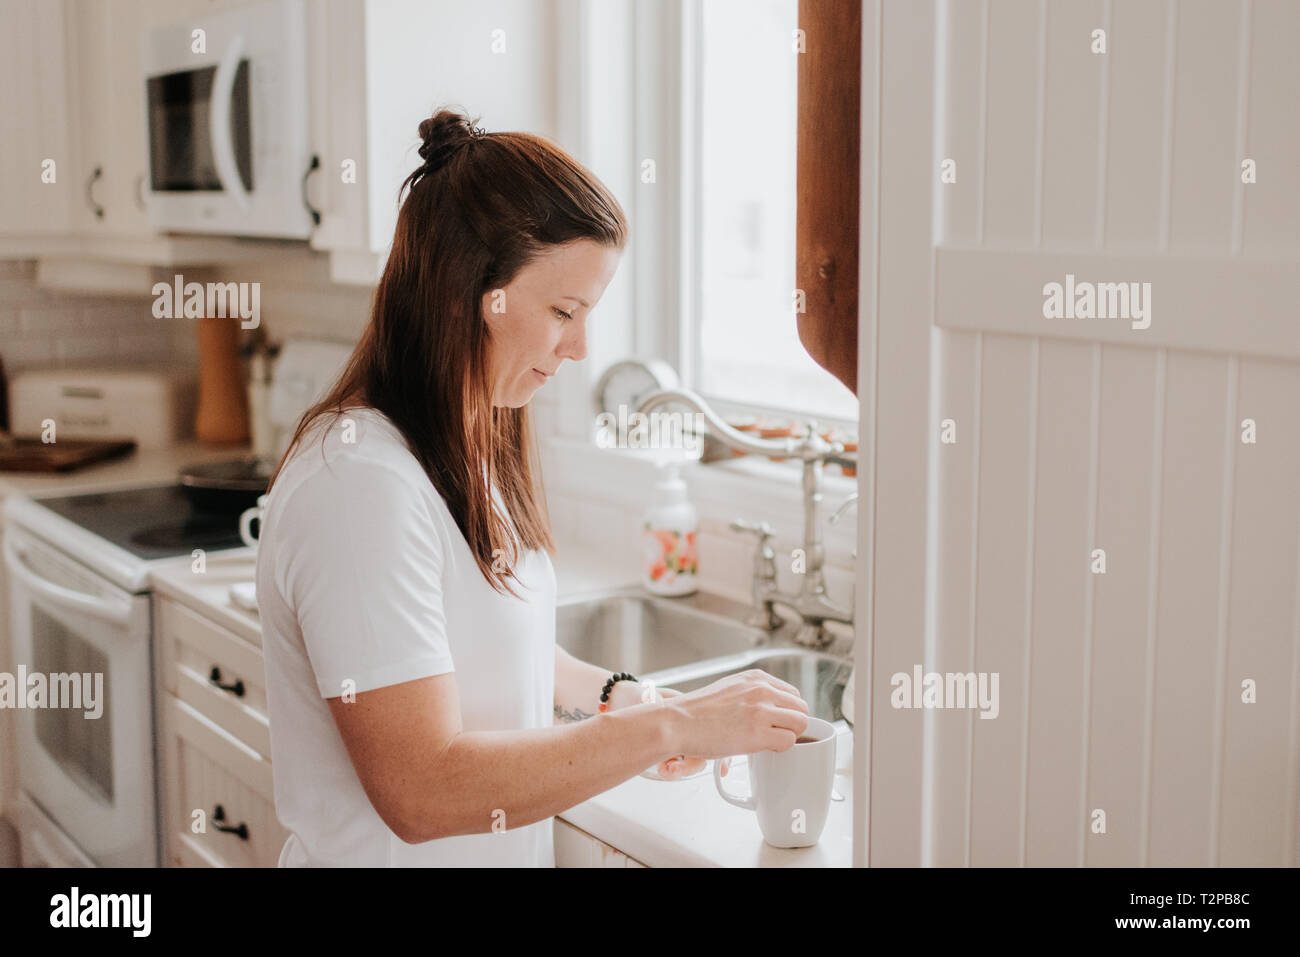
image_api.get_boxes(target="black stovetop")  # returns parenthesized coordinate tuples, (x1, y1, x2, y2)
(35, 484, 248, 561)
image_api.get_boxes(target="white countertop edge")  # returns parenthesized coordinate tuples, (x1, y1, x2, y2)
(557, 804, 721, 868)
(149, 551, 263, 646)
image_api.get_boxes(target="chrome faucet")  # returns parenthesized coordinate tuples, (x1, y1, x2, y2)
(633, 386, 856, 649)
(828, 493, 858, 559)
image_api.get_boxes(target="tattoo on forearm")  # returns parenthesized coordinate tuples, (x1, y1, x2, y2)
(555, 703, 595, 723)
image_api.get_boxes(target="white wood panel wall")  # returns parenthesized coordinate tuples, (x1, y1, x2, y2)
(922, 0, 1300, 867)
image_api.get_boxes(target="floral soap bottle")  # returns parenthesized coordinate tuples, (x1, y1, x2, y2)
(642, 461, 698, 596)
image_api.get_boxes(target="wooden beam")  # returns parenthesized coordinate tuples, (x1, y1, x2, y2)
(796, 0, 861, 396)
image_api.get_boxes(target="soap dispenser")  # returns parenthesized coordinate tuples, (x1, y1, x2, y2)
(642, 459, 698, 596)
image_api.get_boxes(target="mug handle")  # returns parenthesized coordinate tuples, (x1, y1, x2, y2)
(239, 495, 267, 548)
(713, 757, 755, 810)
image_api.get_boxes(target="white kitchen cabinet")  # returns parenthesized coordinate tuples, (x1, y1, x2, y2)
(0, 0, 301, 291)
(154, 595, 289, 868)
(161, 696, 287, 868)
(68, 0, 150, 242)
(0, 0, 79, 255)
(5, 0, 558, 285)
(306, 0, 559, 284)
(59, 0, 294, 274)
(554, 818, 648, 868)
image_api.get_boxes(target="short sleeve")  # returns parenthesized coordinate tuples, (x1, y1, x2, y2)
(275, 456, 454, 698)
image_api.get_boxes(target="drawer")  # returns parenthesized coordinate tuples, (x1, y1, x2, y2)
(161, 694, 288, 869)
(157, 597, 271, 758)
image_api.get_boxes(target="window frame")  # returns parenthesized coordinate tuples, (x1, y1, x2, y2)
(545, 0, 858, 488)
(678, 0, 859, 436)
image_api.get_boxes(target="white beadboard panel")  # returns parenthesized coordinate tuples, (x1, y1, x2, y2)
(1219, 357, 1300, 865)
(1086, 344, 1160, 867)
(969, 334, 1034, 866)
(1025, 339, 1096, 865)
(1168, 0, 1241, 251)
(934, 246, 1300, 361)
(1040, 0, 1105, 247)
(1104, 0, 1172, 248)
(1148, 351, 1231, 866)
(1242, 0, 1300, 253)
(868, 0, 935, 867)
(928, 328, 979, 866)
(935, 0, 985, 245)
(981, 0, 1042, 244)
(886, 0, 1299, 871)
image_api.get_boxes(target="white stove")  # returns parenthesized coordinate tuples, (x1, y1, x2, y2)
(3, 484, 251, 867)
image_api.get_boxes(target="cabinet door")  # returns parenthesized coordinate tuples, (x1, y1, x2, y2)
(160, 694, 289, 868)
(304, 0, 372, 265)
(0, 0, 78, 246)
(554, 819, 648, 868)
(70, 0, 154, 240)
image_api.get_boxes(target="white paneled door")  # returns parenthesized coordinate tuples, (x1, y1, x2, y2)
(858, 0, 1299, 867)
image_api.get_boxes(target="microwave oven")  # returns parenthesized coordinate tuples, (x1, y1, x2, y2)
(141, 0, 314, 238)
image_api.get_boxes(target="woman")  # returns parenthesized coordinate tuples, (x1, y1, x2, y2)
(257, 109, 810, 867)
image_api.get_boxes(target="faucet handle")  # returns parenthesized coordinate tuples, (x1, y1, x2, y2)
(730, 518, 774, 544)
(828, 493, 858, 525)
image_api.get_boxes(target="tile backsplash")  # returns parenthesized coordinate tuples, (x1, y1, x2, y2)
(0, 260, 196, 373)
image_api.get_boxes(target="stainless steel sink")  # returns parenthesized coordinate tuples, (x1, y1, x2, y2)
(556, 586, 854, 723)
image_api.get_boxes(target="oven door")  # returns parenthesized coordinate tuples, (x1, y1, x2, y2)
(3, 525, 157, 867)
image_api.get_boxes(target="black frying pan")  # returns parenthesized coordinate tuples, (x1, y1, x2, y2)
(177, 456, 279, 515)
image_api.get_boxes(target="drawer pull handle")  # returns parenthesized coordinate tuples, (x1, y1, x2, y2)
(212, 805, 249, 841)
(208, 667, 246, 698)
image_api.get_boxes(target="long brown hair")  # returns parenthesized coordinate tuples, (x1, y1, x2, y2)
(269, 108, 628, 597)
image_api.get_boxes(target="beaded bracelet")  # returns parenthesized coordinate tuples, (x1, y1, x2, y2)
(598, 671, 638, 713)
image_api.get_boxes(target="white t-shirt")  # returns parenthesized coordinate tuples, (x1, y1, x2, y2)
(256, 406, 557, 866)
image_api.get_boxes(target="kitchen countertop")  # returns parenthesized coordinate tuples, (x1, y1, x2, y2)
(0, 441, 253, 500)
(148, 545, 856, 868)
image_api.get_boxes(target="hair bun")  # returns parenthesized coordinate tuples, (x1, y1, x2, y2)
(416, 109, 486, 175)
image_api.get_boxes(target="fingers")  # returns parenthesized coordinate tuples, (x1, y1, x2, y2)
(766, 705, 810, 743)
(743, 668, 801, 699)
(764, 687, 811, 716)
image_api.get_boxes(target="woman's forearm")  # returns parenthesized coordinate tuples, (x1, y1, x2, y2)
(401, 700, 679, 842)
(553, 645, 642, 723)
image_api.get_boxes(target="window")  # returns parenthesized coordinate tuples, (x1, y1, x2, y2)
(688, 0, 858, 424)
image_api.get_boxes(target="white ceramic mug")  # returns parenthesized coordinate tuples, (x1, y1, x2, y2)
(239, 494, 268, 548)
(713, 716, 837, 848)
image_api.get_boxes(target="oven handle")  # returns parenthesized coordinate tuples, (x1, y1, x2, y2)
(209, 33, 251, 211)
(3, 538, 135, 626)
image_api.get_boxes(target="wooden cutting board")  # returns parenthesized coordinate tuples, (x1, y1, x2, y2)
(0, 438, 136, 472)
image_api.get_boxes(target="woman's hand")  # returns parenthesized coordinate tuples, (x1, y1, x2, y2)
(611, 684, 709, 780)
